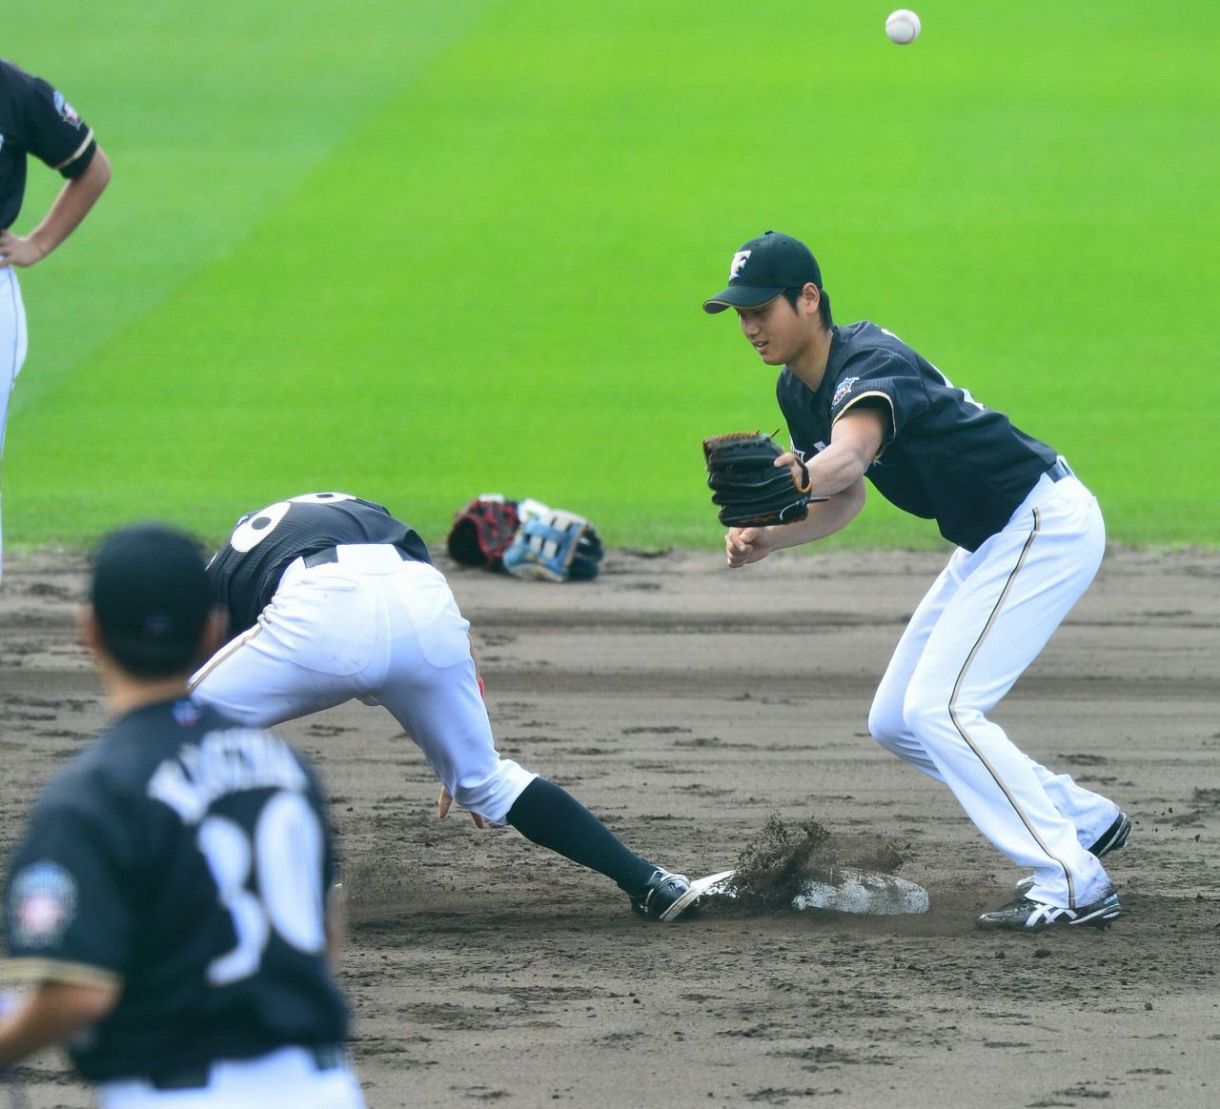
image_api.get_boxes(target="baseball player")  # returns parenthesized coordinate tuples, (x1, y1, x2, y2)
(190, 492, 704, 922)
(703, 231, 1130, 932)
(0, 58, 111, 585)
(0, 524, 364, 1106)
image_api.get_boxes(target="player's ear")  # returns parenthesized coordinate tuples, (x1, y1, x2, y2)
(800, 282, 821, 317)
(197, 606, 229, 660)
(76, 605, 102, 654)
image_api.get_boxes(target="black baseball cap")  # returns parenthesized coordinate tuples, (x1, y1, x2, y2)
(702, 230, 830, 315)
(89, 523, 213, 677)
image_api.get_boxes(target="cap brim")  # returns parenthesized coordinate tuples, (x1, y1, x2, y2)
(701, 285, 785, 314)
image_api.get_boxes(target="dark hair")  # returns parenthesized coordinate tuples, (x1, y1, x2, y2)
(781, 284, 833, 328)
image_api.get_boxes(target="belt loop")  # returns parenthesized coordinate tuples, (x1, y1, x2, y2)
(1047, 458, 1073, 483)
(302, 546, 340, 569)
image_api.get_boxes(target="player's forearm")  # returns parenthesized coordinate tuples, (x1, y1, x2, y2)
(766, 481, 866, 549)
(0, 983, 118, 1066)
(803, 436, 874, 500)
(25, 147, 111, 261)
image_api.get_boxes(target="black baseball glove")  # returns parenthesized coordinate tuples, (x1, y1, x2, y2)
(702, 432, 814, 528)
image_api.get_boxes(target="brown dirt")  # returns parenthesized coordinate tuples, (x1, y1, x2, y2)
(1, 546, 1218, 1108)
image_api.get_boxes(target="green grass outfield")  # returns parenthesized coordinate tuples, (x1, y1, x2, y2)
(5, 1, 1218, 553)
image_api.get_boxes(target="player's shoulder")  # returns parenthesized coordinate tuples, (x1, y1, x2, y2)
(833, 321, 920, 362)
(43, 699, 228, 800)
(0, 58, 47, 105)
(0, 58, 30, 83)
(0, 59, 29, 109)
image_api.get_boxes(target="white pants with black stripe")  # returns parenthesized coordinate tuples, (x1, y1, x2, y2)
(867, 469, 1117, 908)
(0, 267, 29, 585)
(191, 545, 536, 824)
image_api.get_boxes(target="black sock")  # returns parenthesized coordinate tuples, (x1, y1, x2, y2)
(505, 778, 657, 895)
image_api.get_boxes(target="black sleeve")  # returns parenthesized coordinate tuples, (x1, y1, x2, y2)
(22, 75, 96, 178)
(3, 799, 133, 987)
(830, 349, 930, 444)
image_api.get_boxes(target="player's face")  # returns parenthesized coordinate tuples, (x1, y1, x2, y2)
(735, 295, 814, 366)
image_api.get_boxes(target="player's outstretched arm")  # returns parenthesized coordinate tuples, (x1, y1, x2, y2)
(0, 145, 111, 269)
(0, 982, 119, 1066)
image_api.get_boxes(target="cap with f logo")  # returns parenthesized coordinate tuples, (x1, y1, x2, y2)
(702, 231, 827, 314)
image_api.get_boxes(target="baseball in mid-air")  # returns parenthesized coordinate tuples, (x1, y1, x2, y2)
(886, 9, 922, 45)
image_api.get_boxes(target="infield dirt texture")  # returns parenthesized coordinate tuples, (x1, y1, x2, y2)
(2, 547, 1218, 1107)
(3, 2, 1219, 1107)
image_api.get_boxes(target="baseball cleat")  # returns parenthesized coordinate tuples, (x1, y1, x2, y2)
(1014, 810, 1132, 891)
(630, 868, 700, 922)
(976, 889, 1122, 932)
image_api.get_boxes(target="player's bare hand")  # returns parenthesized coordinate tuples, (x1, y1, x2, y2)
(0, 230, 46, 269)
(775, 451, 812, 493)
(437, 785, 486, 829)
(726, 526, 772, 568)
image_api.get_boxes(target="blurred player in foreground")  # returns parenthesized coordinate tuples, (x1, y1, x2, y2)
(704, 231, 1129, 932)
(0, 524, 365, 1106)
(192, 492, 706, 922)
(0, 58, 111, 584)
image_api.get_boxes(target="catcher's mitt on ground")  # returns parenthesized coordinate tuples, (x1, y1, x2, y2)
(446, 495, 521, 570)
(703, 432, 816, 528)
(503, 509, 604, 582)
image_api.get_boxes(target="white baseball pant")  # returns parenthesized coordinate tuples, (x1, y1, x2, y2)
(0, 266, 29, 584)
(867, 467, 1117, 908)
(97, 1045, 364, 1108)
(191, 544, 536, 824)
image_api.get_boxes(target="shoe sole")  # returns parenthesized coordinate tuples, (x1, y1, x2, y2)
(977, 899, 1122, 931)
(1071, 900, 1122, 928)
(657, 870, 735, 922)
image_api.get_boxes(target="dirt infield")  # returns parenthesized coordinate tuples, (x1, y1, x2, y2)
(2, 546, 1218, 1107)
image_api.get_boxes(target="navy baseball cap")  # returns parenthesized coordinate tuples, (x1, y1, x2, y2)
(702, 231, 830, 314)
(90, 523, 213, 677)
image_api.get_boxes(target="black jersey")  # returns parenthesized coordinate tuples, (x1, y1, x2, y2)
(777, 322, 1057, 551)
(2, 699, 347, 1083)
(207, 492, 432, 636)
(0, 60, 98, 229)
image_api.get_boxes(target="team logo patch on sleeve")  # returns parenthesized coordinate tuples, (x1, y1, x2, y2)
(52, 90, 82, 126)
(9, 861, 78, 948)
(831, 376, 860, 409)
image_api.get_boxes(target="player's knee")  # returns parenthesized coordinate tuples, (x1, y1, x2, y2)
(901, 688, 953, 737)
(867, 694, 906, 747)
(451, 760, 535, 824)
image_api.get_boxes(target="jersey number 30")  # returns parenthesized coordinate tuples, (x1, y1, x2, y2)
(196, 791, 326, 986)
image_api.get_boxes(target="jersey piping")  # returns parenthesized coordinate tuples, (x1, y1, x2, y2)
(0, 956, 122, 990)
(188, 622, 263, 692)
(52, 128, 93, 172)
(833, 390, 897, 458)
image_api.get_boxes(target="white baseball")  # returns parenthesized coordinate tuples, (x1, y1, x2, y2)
(886, 9, 921, 45)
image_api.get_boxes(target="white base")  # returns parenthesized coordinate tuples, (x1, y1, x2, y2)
(792, 869, 929, 915)
(700, 868, 929, 916)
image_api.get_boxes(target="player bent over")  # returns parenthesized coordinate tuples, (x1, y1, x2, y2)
(704, 231, 1130, 932)
(0, 524, 365, 1106)
(191, 492, 702, 922)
